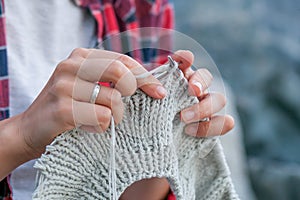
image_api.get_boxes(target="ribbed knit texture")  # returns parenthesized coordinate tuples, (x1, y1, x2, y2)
(33, 62, 239, 200)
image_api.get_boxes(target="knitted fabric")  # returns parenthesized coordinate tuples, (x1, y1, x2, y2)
(33, 61, 239, 200)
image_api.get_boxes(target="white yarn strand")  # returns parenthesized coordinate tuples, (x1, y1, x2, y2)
(109, 116, 117, 200)
(108, 57, 178, 199)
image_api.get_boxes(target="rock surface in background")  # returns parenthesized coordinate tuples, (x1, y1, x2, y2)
(173, 0, 300, 199)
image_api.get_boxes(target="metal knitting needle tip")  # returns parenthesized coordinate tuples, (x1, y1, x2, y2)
(167, 55, 176, 68)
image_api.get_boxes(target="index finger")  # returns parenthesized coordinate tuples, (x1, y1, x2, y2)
(87, 49, 167, 99)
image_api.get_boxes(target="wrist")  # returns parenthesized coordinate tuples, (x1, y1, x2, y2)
(0, 114, 36, 179)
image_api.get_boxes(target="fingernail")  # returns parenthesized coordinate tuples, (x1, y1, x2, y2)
(185, 125, 198, 136)
(182, 110, 195, 122)
(192, 80, 203, 95)
(156, 86, 167, 97)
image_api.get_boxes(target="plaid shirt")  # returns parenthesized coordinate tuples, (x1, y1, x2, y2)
(0, 0, 175, 199)
(0, 0, 11, 198)
(0, 0, 8, 121)
(76, 0, 174, 69)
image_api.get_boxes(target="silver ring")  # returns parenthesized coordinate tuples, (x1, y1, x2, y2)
(199, 117, 210, 122)
(90, 83, 101, 104)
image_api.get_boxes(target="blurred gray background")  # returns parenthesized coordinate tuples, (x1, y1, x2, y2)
(173, 0, 300, 200)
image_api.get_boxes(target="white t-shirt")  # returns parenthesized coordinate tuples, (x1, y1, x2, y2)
(5, 0, 96, 199)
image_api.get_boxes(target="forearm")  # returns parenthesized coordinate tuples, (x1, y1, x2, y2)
(0, 114, 33, 180)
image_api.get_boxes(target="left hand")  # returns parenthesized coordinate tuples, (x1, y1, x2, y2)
(172, 50, 234, 137)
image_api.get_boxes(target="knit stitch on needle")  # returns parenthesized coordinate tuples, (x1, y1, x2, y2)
(33, 59, 239, 200)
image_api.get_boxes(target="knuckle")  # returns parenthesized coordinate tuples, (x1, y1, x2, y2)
(56, 59, 69, 73)
(111, 89, 122, 105)
(56, 59, 77, 74)
(98, 108, 112, 131)
(106, 59, 137, 96)
(119, 54, 131, 64)
(197, 68, 213, 83)
(57, 100, 72, 116)
(54, 98, 73, 124)
(51, 79, 72, 95)
(196, 104, 206, 119)
(205, 121, 215, 136)
(70, 48, 88, 58)
(214, 93, 226, 107)
(109, 60, 127, 78)
(193, 120, 211, 137)
(202, 68, 213, 79)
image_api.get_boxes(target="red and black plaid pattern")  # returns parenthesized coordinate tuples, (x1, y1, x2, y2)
(0, 0, 8, 121)
(76, 0, 174, 69)
(0, 0, 13, 198)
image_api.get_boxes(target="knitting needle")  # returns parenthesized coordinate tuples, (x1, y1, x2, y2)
(167, 55, 176, 68)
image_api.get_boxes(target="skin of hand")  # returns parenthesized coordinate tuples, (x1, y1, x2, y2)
(172, 50, 234, 137)
(117, 50, 236, 200)
(0, 48, 167, 180)
(0, 48, 234, 186)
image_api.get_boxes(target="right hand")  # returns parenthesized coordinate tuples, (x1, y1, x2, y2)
(18, 48, 166, 159)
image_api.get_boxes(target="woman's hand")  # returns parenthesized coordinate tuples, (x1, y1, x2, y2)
(0, 48, 166, 179)
(172, 50, 235, 137)
(22, 48, 168, 156)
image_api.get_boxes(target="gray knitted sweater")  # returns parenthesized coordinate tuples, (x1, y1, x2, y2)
(33, 61, 239, 200)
